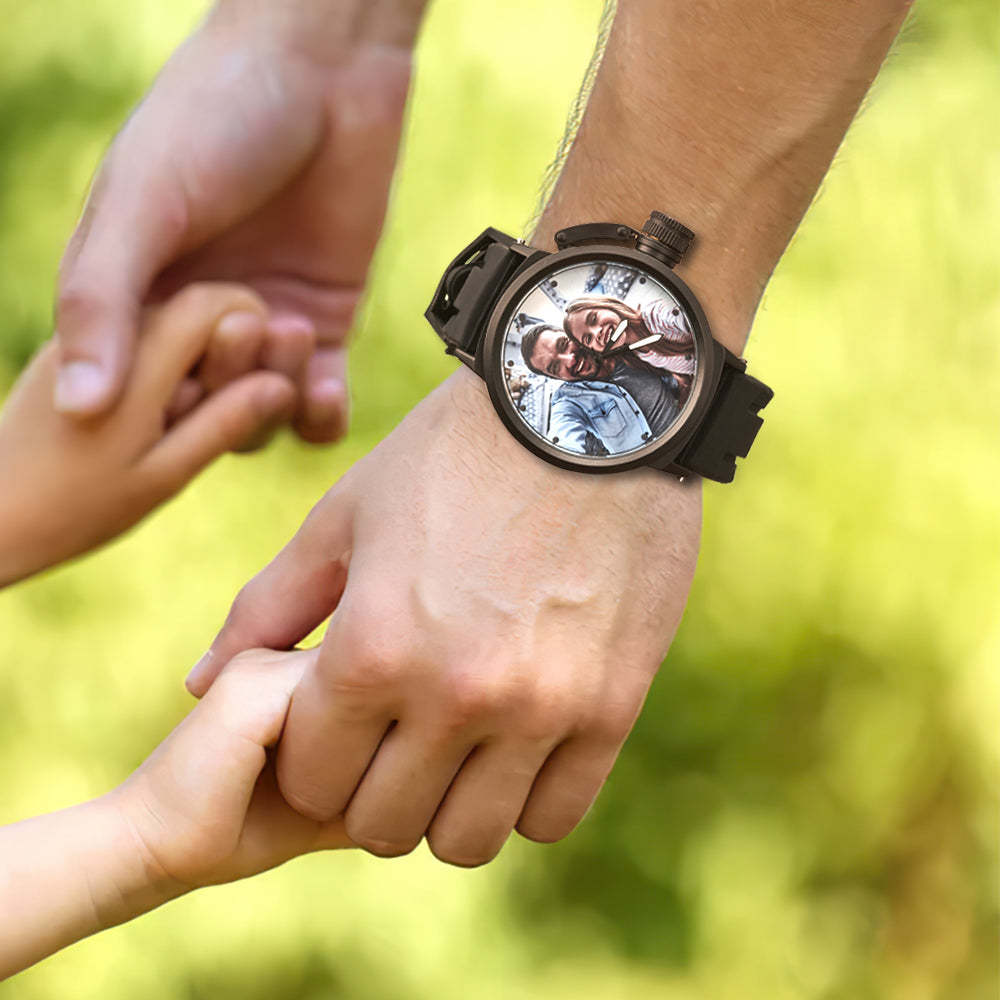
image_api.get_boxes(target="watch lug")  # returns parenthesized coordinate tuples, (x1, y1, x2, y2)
(445, 343, 481, 375)
(720, 344, 747, 371)
(662, 462, 691, 481)
(519, 248, 550, 268)
(553, 223, 638, 249)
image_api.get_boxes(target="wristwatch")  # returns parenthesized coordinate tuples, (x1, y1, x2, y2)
(425, 211, 773, 482)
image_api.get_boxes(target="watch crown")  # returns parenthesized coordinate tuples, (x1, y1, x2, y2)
(639, 212, 695, 267)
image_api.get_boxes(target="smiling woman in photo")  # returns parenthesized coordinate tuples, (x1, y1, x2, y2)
(563, 295, 696, 384)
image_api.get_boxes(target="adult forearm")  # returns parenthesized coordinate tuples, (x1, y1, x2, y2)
(0, 798, 182, 979)
(534, 0, 914, 353)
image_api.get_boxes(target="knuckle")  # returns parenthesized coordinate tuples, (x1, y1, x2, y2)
(225, 582, 260, 631)
(56, 280, 107, 337)
(320, 632, 408, 694)
(322, 597, 421, 695)
(587, 700, 639, 746)
(302, 481, 352, 532)
(493, 667, 541, 718)
(517, 712, 563, 746)
(441, 673, 504, 728)
(152, 184, 191, 249)
(436, 667, 581, 738)
(520, 678, 580, 739)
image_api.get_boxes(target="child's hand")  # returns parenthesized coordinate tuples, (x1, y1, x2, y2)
(163, 311, 317, 443)
(0, 648, 349, 978)
(111, 647, 349, 894)
(0, 283, 300, 586)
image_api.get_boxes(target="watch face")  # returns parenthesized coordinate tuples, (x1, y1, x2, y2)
(499, 258, 699, 461)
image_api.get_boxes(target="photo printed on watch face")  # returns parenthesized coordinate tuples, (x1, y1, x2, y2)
(502, 259, 698, 459)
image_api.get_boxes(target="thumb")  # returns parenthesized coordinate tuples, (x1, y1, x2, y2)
(195, 647, 318, 750)
(138, 370, 295, 500)
(141, 649, 318, 836)
(55, 153, 189, 417)
(185, 485, 356, 697)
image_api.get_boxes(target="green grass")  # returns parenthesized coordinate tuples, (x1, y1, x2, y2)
(1, 0, 997, 997)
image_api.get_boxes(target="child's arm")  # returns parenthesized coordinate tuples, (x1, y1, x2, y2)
(0, 647, 349, 980)
(0, 283, 307, 587)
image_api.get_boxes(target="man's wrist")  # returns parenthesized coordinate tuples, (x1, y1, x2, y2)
(530, 0, 914, 358)
(442, 366, 701, 513)
(529, 117, 790, 358)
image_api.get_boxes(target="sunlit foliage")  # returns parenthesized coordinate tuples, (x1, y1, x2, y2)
(1, 0, 996, 996)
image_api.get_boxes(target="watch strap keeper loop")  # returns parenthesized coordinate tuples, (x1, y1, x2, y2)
(425, 228, 532, 355)
(675, 362, 774, 482)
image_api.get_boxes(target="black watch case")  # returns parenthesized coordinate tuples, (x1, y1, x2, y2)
(473, 236, 730, 476)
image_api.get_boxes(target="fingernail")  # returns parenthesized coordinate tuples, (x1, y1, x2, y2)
(268, 315, 315, 338)
(311, 377, 345, 403)
(54, 360, 108, 413)
(185, 650, 215, 694)
(216, 310, 265, 339)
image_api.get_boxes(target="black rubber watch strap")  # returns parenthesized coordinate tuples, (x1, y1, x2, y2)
(425, 228, 534, 359)
(675, 360, 774, 483)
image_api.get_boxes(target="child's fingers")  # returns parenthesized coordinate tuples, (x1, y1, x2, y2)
(196, 647, 319, 750)
(132, 283, 269, 404)
(294, 347, 350, 444)
(230, 318, 316, 453)
(260, 316, 316, 384)
(134, 649, 319, 848)
(139, 370, 295, 499)
(165, 377, 205, 426)
(196, 310, 268, 393)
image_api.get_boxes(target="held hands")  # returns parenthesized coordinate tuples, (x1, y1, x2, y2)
(55, 0, 416, 442)
(109, 648, 349, 903)
(190, 369, 701, 866)
(0, 283, 305, 587)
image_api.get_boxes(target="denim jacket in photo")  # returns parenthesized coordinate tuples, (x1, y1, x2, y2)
(548, 381, 652, 456)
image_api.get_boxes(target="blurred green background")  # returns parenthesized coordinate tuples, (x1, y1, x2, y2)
(1, 0, 997, 996)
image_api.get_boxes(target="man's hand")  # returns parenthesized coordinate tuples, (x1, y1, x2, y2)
(55, 0, 424, 442)
(188, 370, 701, 865)
(186, 0, 912, 869)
